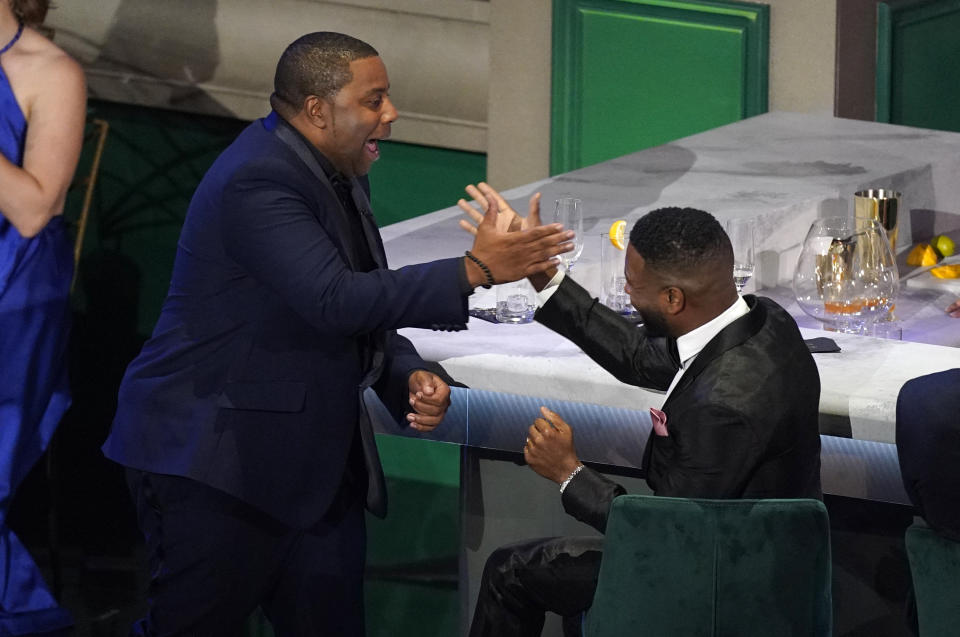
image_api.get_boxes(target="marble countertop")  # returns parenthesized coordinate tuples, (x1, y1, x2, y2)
(381, 112, 960, 446)
(383, 111, 960, 288)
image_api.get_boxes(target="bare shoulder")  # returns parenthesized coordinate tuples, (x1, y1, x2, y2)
(4, 27, 85, 116)
(17, 27, 85, 84)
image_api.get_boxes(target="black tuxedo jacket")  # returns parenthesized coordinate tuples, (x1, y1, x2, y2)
(103, 112, 468, 528)
(535, 278, 822, 533)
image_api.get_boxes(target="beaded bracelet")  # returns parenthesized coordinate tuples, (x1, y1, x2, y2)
(465, 250, 496, 288)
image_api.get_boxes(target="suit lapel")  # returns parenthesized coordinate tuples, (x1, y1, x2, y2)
(271, 118, 360, 270)
(349, 178, 387, 269)
(351, 178, 389, 517)
(662, 296, 766, 411)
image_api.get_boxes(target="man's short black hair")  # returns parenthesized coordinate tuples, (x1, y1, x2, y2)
(629, 207, 732, 278)
(271, 32, 379, 114)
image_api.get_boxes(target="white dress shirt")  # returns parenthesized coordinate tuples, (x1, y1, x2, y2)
(662, 295, 750, 404)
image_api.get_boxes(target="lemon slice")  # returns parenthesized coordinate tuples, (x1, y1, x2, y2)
(906, 243, 938, 267)
(609, 219, 627, 250)
(931, 263, 960, 278)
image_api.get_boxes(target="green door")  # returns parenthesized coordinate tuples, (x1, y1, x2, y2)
(877, 0, 960, 132)
(551, 0, 769, 174)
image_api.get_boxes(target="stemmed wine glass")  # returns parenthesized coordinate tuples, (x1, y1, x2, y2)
(793, 217, 898, 334)
(725, 217, 756, 293)
(554, 196, 584, 271)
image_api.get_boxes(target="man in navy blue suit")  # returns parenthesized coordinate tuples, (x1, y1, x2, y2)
(102, 32, 573, 636)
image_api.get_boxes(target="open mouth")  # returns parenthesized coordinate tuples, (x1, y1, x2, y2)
(365, 139, 381, 160)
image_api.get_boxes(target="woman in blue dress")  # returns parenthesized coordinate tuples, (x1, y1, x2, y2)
(0, 0, 86, 633)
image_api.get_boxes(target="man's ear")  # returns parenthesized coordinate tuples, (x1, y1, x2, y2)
(661, 286, 685, 315)
(303, 95, 328, 129)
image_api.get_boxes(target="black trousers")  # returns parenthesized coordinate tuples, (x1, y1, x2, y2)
(469, 536, 605, 637)
(126, 468, 366, 637)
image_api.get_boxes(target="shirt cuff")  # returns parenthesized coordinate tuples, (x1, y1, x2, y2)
(535, 269, 565, 307)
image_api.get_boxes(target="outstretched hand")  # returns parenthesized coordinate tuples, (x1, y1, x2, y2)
(523, 407, 581, 484)
(407, 370, 451, 432)
(458, 182, 572, 287)
(458, 182, 542, 235)
(948, 299, 960, 318)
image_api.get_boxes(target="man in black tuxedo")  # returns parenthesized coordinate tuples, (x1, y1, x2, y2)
(101, 33, 573, 636)
(896, 369, 960, 542)
(463, 200, 822, 636)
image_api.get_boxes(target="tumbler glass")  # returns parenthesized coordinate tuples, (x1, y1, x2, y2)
(495, 279, 536, 323)
(600, 233, 635, 315)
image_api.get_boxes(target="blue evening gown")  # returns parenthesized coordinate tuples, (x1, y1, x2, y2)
(0, 24, 73, 635)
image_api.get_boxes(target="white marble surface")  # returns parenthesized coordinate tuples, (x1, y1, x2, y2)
(384, 111, 960, 288)
(382, 112, 960, 446)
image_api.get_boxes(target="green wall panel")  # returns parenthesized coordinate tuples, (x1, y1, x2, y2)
(552, 0, 768, 173)
(876, 0, 960, 132)
(369, 141, 486, 228)
(67, 101, 246, 338)
(365, 435, 461, 637)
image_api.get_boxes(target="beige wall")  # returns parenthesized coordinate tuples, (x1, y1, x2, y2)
(486, 0, 552, 189)
(48, 0, 492, 151)
(766, 0, 837, 115)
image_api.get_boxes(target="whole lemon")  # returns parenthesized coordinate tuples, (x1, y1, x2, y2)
(933, 234, 955, 258)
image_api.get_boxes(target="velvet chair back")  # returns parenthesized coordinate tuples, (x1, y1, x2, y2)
(583, 495, 832, 637)
(905, 522, 960, 637)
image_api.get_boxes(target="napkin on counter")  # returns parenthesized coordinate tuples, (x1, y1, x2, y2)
(804, 337, 841, 353)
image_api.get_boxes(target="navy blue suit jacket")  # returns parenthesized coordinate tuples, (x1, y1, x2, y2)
(103, 112, 468, 528)
(897, 368, 960, 542)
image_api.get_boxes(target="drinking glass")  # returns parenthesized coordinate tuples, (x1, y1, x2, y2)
(793, 217, 898, 334)
(854, 218, 900, 328)
(600, 233, 636, 316)
(725, 217, 756, 293)
(554, 196, 584, 271)
(871, 321, 903, 340)
(854, 190, 900, 321)
(854, 189, 900, 255)
(495, 279, 536, 323)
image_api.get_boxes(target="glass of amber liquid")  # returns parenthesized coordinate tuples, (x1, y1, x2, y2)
(793, 217, 898, 334)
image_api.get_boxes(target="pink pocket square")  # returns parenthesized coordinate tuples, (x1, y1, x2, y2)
(650, 407, 669, 437)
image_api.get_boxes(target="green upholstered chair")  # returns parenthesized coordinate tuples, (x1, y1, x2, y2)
(905, 521, 960, 637)
(583, 495, 832, 637)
